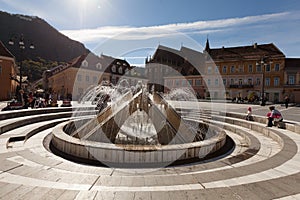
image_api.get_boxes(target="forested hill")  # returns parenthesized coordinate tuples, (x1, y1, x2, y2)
(0, 11, 89, 62)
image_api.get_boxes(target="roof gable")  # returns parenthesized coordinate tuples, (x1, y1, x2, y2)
(0, 40, 14, 58)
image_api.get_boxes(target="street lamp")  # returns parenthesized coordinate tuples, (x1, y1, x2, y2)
(8, 34, 34, 89)
(256, 57, 272, 106)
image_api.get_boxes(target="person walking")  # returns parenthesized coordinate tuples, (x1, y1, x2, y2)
(284, 96, 290, 109)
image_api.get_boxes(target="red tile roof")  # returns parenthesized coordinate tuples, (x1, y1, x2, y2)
(207, 43, 285, 61)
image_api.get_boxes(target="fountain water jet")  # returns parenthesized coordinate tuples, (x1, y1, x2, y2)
(51, 81, 227, 167)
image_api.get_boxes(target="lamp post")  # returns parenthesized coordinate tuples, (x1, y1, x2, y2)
(256, 57, 272, 106)
(8, 34, 34, 89)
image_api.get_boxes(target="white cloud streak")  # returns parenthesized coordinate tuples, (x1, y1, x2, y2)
(60, 12, 289, 43)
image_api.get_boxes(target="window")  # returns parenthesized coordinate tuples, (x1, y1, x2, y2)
(256, 78, 261, 85)
(274, 77, 280, 86)
(175, 80, 180, 86)
(207, 66, 212, 74)
(265, 78, 270, 86)
(207, 79, 211, 86)
(0, 66, 2, 74)
(86, 75, 89, 82)
(112, 65, 116, 73)
(77, 74, 82, 81)
(275, 64, 280, 71)
(288, 75, 295, 85)
(230, 66, 235, 73)
(215, 66, 219, 73)
(230, 79, 234, 85)
(256, 65, 262, 72)
(238, 79, 243, 85)
(96, 63, 102, 70)
(248, 78, 253, 85)
(222, 66, 227, 73)
(239, 66, 244, 73)
(223, 79, 227, 86)
(182, 80, 187, 86)
(195, 79, 202, 86)
(248, 65, 253, 73)
(215, 79, 219, 86)
(118, 67, 123, 74)
(266, 64, 271, 72)
(188, 80, 193, 86)
(81, 60, 88, 67)
(93, 76, 97, 84)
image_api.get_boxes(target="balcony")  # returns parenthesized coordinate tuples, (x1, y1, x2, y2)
(283, 84, 300, 88)
(229, 84, 254, 89)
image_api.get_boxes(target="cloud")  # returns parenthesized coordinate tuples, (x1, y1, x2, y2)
(60, 12, 290, 43)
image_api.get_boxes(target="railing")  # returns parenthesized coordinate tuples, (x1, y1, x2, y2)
(283, 84, 300, 88)
(229, 84, 254, 88)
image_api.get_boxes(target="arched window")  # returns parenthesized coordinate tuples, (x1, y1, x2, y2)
(96, 63, 102, 70)
(112, 65, 116, 73)
(118, 67, 123, 74)
(81, 60, 88, 67)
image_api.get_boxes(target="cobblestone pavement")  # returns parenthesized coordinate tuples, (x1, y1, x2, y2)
(0, 101, 299, 199)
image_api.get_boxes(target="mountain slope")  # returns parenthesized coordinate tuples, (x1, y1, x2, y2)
(0, 11, 89, 62)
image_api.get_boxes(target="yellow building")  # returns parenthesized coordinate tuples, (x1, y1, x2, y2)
(205, 41, 286, 102)
(147, 42, 287, 103)
(0, 41, 18, 100)
(48, 53, 132, 100)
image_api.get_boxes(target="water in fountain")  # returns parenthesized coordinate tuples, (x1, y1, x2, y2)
(164, 87, 205, 140)
(108, 79, 158, 145)
(164, 88, 198, 101)
(116, 109, 158, 145)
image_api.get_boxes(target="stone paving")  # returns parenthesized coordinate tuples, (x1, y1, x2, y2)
(0, 101, 299, 199)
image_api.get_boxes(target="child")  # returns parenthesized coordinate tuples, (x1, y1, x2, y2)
(246, 107, 254, 121)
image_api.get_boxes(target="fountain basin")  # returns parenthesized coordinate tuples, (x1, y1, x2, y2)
(51, 120, 227, 167)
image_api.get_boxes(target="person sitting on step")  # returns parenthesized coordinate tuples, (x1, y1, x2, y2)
(246, 107, 254, 121)
(266, 106, 283, 127)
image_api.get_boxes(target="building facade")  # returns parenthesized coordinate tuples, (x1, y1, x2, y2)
(146, 41, 296, 103)
(146, 45, 205, 97)
(47, 53, 133, 100)
(0, 41, 18, 100)
(205, 41, 286, 102)
(284, 58, 300, 103)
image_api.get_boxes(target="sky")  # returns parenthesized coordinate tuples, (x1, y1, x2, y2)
(1, 0, 300, 66)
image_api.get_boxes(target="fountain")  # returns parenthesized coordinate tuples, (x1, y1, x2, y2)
(50, 80, 227, 167)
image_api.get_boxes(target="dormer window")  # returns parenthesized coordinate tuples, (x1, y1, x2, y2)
(96, 63, 102, 70)
(118, 67, 123, 74)
(81, 60, 88, 67)
(112, 65, 116, 73)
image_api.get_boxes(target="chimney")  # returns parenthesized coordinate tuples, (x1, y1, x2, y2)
(254, 43, 257, 49)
